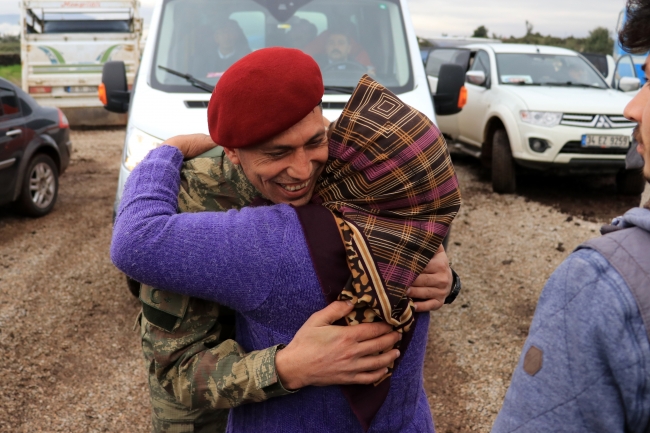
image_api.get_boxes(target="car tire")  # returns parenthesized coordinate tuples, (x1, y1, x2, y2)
(126, 275, 141, 298)
(16, 153, 59, 217)
(616, 169, 645, 196)
(491, 129, 517, 194)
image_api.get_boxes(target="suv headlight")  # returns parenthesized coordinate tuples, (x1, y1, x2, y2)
(123, 127, 163, 171)
(520, 111, 562, 127)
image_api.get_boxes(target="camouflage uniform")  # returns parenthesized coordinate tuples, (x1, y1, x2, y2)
(139, 148, 293, 433)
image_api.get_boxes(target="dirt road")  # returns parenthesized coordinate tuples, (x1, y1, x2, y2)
(0, 129, 645, 432)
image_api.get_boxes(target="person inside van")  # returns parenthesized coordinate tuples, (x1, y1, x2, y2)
(318, 31, 375, 75)
(112, 48, 461, 433)
(201, 19, 251, 77)
(304, 28, 374, 73)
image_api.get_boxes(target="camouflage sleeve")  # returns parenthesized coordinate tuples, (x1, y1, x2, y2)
(175, 340, 293, 409)
(143, 296, 295, 415)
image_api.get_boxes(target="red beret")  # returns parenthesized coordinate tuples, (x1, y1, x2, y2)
(207, 47, 324, 148)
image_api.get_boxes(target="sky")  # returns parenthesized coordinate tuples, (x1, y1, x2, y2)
(0, 0, 628, 39)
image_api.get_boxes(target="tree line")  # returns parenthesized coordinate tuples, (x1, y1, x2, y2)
(421, 22, 614, 56)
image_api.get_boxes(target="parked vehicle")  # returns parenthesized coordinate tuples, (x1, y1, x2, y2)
(20, 0, 142, 125)
(426, 43, 644, 195)
(100, 0, 466, 296)
(0, 77, 71, 216)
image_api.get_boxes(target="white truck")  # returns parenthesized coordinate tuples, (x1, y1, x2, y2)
(20, 0, 142, 125)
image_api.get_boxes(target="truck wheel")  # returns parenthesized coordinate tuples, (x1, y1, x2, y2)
(616, 169, 645, 196)
(126, 275, 141, 298)
(491, 129, 517, 194)
(16, 154, 59, 217)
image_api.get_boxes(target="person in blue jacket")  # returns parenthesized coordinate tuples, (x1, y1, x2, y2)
(492, 1, 650, 432)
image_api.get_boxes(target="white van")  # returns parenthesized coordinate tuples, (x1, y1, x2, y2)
(101, 0, 465, 219)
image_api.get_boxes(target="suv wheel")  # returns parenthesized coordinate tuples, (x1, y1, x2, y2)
(17, 154, 59, 217)
(492, 129, 517, 194)
(616, 169, 646, 196)
(126, 275, 141, 298)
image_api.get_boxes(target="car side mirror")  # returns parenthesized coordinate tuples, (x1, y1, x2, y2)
(99, 61, 130, 113)
(618, 76, 641, 92)
(434, 64, 466, 116)
(466, 70, 487, 86)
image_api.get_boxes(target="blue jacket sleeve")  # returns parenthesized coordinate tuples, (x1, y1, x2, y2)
(110, 145, 303, 312)
(491, 249, 650, 433)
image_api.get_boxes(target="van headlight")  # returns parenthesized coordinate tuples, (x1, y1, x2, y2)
(123, 127, 163, 171)
(520, 111, 562, 127)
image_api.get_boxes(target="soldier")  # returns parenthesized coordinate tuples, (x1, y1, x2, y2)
(134, 74, 458, 433)
(111, 49, 459, 431)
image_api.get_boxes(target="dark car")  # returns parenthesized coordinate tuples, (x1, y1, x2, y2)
(0, 77, 71, 216)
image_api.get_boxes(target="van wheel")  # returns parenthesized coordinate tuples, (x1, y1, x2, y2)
(16, 154, 59, 217)
(126, 275, 141, 298)
(616, 169, 645, 196)
(491, 129, 517, 194)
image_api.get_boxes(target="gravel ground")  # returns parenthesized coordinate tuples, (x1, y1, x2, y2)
(0, 129, 647, 432)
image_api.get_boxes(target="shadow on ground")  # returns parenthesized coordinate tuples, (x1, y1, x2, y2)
(450, 151, 640, 223)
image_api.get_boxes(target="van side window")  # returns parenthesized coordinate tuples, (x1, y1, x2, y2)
(471, 50, 491, 79)
(0, 88, 20, 119)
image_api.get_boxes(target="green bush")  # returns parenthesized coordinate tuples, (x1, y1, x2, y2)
(0, 65, 22, 85)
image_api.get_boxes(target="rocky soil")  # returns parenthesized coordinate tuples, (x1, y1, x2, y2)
(0, 129, 646, 432)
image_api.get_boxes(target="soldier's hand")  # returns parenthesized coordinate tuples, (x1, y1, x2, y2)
(165, 134, 218, 159)
(275, 301, 401, 389)
(407, 245, 452, 312)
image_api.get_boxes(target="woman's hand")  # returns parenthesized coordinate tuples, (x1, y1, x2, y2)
(407, 245, 453, 312)
(165, 133, 219, 159)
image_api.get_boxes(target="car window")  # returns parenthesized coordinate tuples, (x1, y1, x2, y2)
(496, 53, 608, 88)
(425, 48, 470, 77)
(151, 0, 414, 94)
(470, 50, 491, 78)
(0, 87, 21, 119)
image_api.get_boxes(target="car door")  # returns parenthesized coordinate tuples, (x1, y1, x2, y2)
(425, 47, 470, 138)
(0, 85, 25, 203)
(457, 50, 493, 147)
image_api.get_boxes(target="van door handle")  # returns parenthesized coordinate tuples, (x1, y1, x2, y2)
(6, 129, 22, 137)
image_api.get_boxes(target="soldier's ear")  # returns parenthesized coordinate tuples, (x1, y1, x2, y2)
(223, 147, 241, 165)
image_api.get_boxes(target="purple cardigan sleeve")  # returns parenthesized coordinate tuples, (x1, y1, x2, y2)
(110, 145, 302, 312)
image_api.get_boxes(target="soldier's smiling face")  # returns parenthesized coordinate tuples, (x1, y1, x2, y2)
(223, 108, 329, 206)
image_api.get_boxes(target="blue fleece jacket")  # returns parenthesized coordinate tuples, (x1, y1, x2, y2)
(492, 207, 650, 433)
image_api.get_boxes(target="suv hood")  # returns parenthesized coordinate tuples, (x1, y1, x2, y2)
(502, 85, 633, 114)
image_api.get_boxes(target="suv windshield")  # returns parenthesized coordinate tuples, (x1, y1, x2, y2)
(151, 0, 413, 94)
(496, 53, 608, 89)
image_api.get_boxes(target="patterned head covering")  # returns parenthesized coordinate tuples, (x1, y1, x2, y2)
(314, 75, 461, 337)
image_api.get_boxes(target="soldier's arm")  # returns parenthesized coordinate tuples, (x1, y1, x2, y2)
(146, 299, 400, 410)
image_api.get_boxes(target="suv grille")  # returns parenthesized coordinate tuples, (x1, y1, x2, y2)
(560, 114, 635, 129)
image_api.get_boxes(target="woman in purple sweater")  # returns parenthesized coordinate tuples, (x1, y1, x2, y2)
(112, 51, 461, 432)
(113, 145, 435, 433)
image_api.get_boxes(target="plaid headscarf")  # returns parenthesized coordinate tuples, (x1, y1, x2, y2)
(313, 75, 461, 338)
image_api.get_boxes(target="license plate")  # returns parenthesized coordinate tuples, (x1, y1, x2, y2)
(64, 86, 98, 94)
(581, 135, 630, 148)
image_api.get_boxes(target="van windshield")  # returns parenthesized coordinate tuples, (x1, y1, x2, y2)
(496, 53, 608, 89)
(151, 0, 413, 94)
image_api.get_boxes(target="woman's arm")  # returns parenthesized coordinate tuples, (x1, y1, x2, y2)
(110, 145, 301, 312)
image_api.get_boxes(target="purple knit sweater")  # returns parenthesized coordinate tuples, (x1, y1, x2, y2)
(111, 146, 435, 433)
